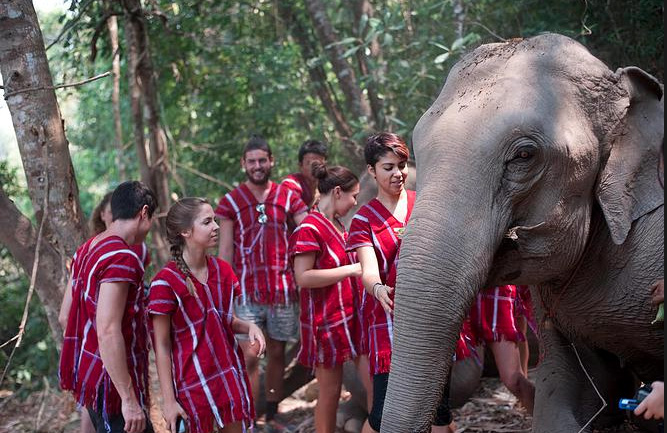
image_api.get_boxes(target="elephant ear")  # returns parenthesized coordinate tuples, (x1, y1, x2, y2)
(596, 66, 664, 245)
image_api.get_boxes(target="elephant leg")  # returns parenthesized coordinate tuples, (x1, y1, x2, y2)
(449, 346, 484, 408)
(534, 320, 632, 433)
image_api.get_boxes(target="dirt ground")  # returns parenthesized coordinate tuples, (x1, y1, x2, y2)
(0, 374, 643, 433)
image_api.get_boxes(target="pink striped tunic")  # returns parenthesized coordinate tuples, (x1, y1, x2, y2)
(346, 190, 416, 375)
(147, 257, 254, 433)
(59, 236, 150, 420)
(288, 211, 360, 369)
(215, 181, 307, 305)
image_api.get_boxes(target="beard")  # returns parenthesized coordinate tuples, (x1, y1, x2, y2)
(246, 167, 271, 185)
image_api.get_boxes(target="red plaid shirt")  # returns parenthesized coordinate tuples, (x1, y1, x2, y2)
(288, 211, 361, 368)
(346, 191, 416, 374)
(59, 236, 149, 418)
(148, 257, 254, 433)
(216, 181, 307, 305)
(281, 173, 313, 209)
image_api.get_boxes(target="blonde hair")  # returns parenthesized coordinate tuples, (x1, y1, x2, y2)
(165, 197, 210, 296)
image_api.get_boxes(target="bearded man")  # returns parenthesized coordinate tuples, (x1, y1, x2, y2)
(217, 134, 307, 429)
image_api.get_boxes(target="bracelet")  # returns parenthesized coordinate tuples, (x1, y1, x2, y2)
(372, 282, 384, 299)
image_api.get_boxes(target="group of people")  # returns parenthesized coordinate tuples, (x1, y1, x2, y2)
(56, 132, 661, 433)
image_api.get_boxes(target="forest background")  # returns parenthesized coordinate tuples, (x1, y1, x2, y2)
(0, 0, 663, 400)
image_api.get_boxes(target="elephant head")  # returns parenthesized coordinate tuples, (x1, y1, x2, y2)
(382, 33, 663, 432)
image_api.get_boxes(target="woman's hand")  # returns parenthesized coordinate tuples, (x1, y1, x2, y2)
(373, 283, 394, 313)
(162, 399, 188, 433)
(248, 323, 266, 357)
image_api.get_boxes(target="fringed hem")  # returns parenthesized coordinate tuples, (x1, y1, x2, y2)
(299, 349, 357, 371)
(371, 352, 392, 375)
(484, 330, 526, 344)
(187, 403, 254, 433)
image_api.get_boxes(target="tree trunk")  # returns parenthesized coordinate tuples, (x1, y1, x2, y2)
(122, 0, 171, 265)
(107, 13, 126, 181)
(303, 0, 373, 127)
(277, 2, 365, 173)
(0, 188, 66, 347)
(0, 0, 88, 347)
(353, 0, 384, 130)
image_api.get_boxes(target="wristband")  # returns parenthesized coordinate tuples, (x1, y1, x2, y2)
(372, 282, 384, 299)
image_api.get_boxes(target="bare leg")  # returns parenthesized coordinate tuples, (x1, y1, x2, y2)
(516, 315, 530, 376)
(265, 337, 287, 408)
(80, 409, 95, 433)
(354, 356, 373, 412)
(239, 339, 261, 409)
(489, 340, 535, 414)
(221, 421, 244, 433)
(314, 365, 343, 433)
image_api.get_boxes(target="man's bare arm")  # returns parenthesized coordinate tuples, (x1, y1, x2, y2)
(97, 281, 146, 433)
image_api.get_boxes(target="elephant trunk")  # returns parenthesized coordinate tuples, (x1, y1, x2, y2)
(382, 180, 502, 432)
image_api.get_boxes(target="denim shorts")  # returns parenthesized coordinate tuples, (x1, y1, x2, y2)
(234, 302, 299, 342)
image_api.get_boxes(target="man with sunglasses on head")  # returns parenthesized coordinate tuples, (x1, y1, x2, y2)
(216, 134, 308, 431)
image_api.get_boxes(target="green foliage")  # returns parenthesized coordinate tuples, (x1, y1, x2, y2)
(0, 164, 58, 393)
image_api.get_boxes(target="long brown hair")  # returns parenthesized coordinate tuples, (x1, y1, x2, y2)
(89, 192, 113, 235)
(165, 197, 209, 296)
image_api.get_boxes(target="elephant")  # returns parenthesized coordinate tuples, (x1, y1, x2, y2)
(382, 33, 664, 433)
(340, 159, 485, 409)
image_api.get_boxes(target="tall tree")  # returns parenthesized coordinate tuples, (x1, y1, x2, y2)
(122, 0, 171, 264)
(0, 0, 87, 347)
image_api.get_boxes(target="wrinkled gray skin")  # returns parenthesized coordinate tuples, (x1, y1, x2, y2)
(383, 33, 664, 433)
(341, 160, 483, 408)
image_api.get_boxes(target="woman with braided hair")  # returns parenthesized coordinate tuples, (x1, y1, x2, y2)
(148, 198, 265, 433)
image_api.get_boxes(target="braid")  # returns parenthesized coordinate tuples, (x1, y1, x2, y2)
(170, 243, 197, 296)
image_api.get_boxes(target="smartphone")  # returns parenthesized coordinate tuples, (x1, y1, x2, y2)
(618, 384, 653, 411)
(618, 398, 639, 410)
(176, 417, 186, 433)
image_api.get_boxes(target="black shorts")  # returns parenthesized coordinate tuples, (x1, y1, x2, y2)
(367, 373, 452, 431)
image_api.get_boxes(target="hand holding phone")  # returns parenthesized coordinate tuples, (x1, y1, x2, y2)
(618, 384, 653, 411)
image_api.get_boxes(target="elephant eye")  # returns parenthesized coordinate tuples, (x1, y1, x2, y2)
(512, 145, 536, 161)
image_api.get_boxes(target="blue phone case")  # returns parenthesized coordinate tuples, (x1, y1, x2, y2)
(618, 398, 639, 410)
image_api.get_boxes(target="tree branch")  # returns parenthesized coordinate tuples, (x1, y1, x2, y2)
(3, 71, 112, 99)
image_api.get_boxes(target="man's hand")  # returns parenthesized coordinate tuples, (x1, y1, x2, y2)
(121, 397, 146, 433)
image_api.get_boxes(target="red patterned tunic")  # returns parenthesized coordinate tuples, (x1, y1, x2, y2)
(59, 236, 149, 419)
(346, 191, 416, 374)
(288, 211, 361, 369)
(281, 173, 314, 209)
(147, 257, 254, 433)
(215, 181, 308, 305)
(470, 285, 526, 343)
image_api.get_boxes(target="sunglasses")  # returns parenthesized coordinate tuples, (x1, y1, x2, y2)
(256, 203, 268, 224)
